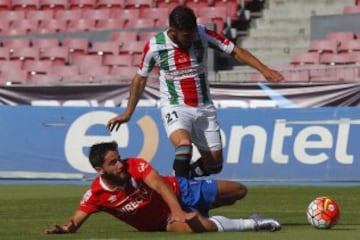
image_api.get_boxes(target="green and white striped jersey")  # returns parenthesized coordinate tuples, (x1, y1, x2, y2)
(138, 25, 234, 107)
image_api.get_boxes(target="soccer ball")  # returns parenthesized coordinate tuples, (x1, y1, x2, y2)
(306, 196, 340, 229)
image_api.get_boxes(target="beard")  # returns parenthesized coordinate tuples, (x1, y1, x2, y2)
(102, 171, 131, 187)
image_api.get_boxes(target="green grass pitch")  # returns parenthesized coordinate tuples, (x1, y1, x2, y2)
(0, 184, 359, 240)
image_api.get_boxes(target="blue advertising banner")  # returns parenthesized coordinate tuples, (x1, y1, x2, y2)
(0, 106, 359, 182)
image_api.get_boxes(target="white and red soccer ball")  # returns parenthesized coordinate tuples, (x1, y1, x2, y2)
(307, 196, 340, 229)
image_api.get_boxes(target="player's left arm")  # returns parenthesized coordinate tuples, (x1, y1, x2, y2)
(230, 46, 284, 83)
(143, 169, 190, 223)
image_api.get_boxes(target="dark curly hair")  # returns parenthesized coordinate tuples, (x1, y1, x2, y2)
(89, 141, 118, 168)
(169, 5, 197, 31)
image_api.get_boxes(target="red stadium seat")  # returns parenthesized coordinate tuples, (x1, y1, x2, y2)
(308, 40, 338, 54)
(23, 59, 53, 75)
(51, 65, 80, 79)
(138, 31, 157, 41)
(290, 52, 320, 66)
(103, 54, 134, 68)
(32, 38, 61, 51)
(62, 38, 89, 62)
(120, 40, 146, 55)
(82, 8, 111, 21)
(55, 9, 82, 23)
(0, 20, 10, 35)
(198, 6, 227, 33)
(184, 0, 212, 14)
(110, 31, 138, 47)
(67, 19, 96, 32)
(10, 47, 39, 64)
(281, 70, 309, 82)
(319, 53, 352, 66)
(79, 65, 110, 79)
(88, 41, 120, 56)
(97, 0, 125, 10)
(28, 72, 63, 84)
(39, 0, 67, 11)
(325, 31, 355, 43)
(26, 9, 54, 22)
(0, 10, 26, 23)
(39, 46, 69, 65)
(132, 53, 143, 66)
(11, 0, 39, 11)
(73, 55, 103, 71)
(96, 18, 125, 30)
(0, 47, 10, 60)
(0, 0, 11, 10)
(69, 0, 97, 10)
(347, 51, 360, 64)
(38, 19, 67, 33)
(109, 66, 138, 81)
(124, 0, 153, 10)
(140, 7, 169, 27)
(125, 18, 155, 29)
(338, 39, 360, 53)
(11, 19, 40, 35)
(0, 69, 29, 84)
(0, 60, 23, 71)
(112, 9, 140, 24)
(213, 0, 238, 20)
(155, 0, 180, 12)
(343, 5, 360, 14)
(2, 39, 32, 53)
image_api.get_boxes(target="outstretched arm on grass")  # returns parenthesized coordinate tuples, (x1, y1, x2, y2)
(45, 210, 89, 234)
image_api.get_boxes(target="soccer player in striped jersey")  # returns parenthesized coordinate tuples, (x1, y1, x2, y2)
(45, 141, 281, 234)
(107, 6, 284, 178)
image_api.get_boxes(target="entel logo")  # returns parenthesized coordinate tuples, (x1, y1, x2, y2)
(64, 111, 355, 173)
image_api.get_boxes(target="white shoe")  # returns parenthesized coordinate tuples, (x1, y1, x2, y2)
(250, 214, 281, 232)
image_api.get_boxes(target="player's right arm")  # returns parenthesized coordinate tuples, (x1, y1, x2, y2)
(45, 210, 90, 234)
(107, 73, 148, 131)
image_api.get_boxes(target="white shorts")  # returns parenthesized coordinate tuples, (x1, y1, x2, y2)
(160, 104, 222, 151)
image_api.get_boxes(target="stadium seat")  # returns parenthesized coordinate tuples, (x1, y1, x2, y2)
(120, 40, 147, 55)
(124, 0, 154, 10)
(96, 18, 125, 30)
(109, 66, 138, 81)
(125, 18, 155, 29)
(347, 51, 360, 64)
(26, 9, 54, 23)
(198, 6, 227, 33)
(0, 0, 11, 10)
(23, 59, 53, 75)
(319, 53, 351, 66)
(67, 19, 96, 32)
(155, 0, 180, 12)
(73, 55, 103, 70)
(0, 60, 23, 72)
(32, 38, 60, 50)
(132, 54, 143, 66)
(325, 31, 355, 43)
(343, 5, 360, 14)
(10, 47, 40, 65)
(88, 41, 120, 56)
(183, 0, 212, 14)
(51, 65, 80, 79)
(79, 65, 110, 81)
(308, 40, 338, 54)
(338, 39, 360, 53)
(38, 19, 67, 33)
(290, 52, 320, 66)
(103, 54, 134, 68)
(281, 70, 309, 82)
(139, 7, 169, 26)
(2, 39, 32, 53)
(69, 0, 97, 10)
(0, 47, 10, 60)
(138, 31, 157, 41)
(55, 9, 82, 23)
(0, 20, 10, 35)
(0, 10, 26, 23)
(213, 0, 238, 20)
(62, 38, 89, 62)
(82, 8, 111, 22)
(39, 0, 67, 11)
(11, 19, 40, 34)
(112, 9, 140, 25)
(28, 72, 63, 84)
(110, 31, 138, 47)
(39, 46, 69, 65)
(11, 0, 39, 11)
(0, 69, 29, 84)
(97, 0, 125, 10)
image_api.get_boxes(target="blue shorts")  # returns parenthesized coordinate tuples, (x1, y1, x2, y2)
(177, 177, 218, 216)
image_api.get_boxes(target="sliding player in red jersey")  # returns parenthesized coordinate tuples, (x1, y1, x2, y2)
(45, 141, 281, 234)
(107, 6, 284, 179)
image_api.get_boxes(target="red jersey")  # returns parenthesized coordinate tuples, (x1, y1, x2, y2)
(78, 158, 179, 231)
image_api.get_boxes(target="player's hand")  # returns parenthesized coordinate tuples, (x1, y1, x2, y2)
(263, 68, 284, 83)
(45, 224, 70, 234)
(106, 114, 130, 132)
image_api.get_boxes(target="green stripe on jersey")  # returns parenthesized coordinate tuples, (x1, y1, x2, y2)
(166, 80, 179, 104)
(155, 33, 169, 70)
